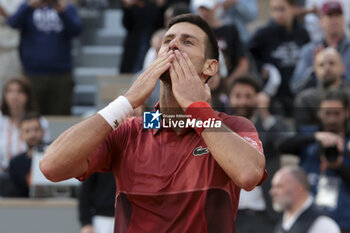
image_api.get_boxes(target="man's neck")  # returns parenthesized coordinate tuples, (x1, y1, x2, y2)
(325, 34, 343, 47)
(286, 193, 309, 220)
(329, 78, 342, 89)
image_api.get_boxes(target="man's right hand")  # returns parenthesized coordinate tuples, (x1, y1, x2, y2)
(124, 50, 174, 109)
(314, 132, 344, 152)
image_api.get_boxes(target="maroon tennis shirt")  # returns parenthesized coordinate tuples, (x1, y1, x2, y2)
(77, 112, 265, 233)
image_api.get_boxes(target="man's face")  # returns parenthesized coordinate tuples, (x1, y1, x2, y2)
(5, 82, 27, 111)
(229, 83, 257, 118)
(320, 13, 344, 38)
(158, 22, 208, 83)
(20, 119, 44, 149)
(314, 50, 344, 87)
(270, 170, 295, 212)
(318, 100, 347, 133)
(270, 0, 294, 27)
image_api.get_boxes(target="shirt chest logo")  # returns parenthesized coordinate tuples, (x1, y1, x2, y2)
(193, 146, 209, 156)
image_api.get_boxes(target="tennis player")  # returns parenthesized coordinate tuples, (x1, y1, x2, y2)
(40, 13, 266, 233)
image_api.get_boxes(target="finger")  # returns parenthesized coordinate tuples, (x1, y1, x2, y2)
(174, 50, 192, 79)
(152, 61, 171, 79)
(143, 51, 174, 77)
(169, 63, 179, 83)
(337, 137, 344, 153)
(172, 53, 185, 80)
(182, 52, 198, 78)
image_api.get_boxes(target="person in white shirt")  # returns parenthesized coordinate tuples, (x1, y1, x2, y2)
(270, 165, 340, 233)
(0, 78, 50, 172)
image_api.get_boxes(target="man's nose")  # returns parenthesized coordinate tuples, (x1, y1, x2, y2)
(168, 38, 179, 51)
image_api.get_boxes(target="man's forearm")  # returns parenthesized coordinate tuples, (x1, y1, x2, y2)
(40, 114, 113, 182)
(202, 125, 265, 191)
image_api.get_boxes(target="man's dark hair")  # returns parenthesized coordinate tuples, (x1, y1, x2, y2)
(19, 112, 41, 127)
(320, 89, 349, 108)
(229, 74, 262, 94)
(1, 78, 38, 116)
(168, 13, 219, 61)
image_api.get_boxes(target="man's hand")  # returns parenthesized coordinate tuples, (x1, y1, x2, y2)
(169, 50, 211, 110)
(124, 50, 174, 109)
(80, 225, 94, 233)
(314, 132, 344, 151)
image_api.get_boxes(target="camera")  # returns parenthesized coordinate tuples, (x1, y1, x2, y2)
(320, 145, 339, 162)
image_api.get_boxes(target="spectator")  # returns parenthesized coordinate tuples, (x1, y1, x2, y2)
(194, 0, 249, 88)
(291, 1, 350, 94)
(249, 0, 310, 116)
(9, 112, 46, 197)
(220, 0, 259, 43)
(0, 78, 49, 172)
(302, 0, 350, 42)
(0, 0, 23, 89)
(229, 75, 288, 233)
(7, 0, 82, 115)
(279, 90, 350, 231)
(294, 47, 350, 131)
(270, 166, 341, 233)
(78, 172, 116, 233)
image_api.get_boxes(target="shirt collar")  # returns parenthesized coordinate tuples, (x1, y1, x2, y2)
(151, 102, 193, 136)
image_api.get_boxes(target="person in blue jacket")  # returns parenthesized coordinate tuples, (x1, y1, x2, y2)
(7, 0, 82, 115)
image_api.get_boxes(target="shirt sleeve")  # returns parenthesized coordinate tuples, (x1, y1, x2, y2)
(76, 118, 133, 181)
(221, 114, 267, 184)
(223, 115, 264, 154)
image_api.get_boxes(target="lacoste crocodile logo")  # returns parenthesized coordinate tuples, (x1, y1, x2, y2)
(193, 146, 209, 156)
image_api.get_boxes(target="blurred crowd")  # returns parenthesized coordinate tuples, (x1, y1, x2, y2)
(1, 0, 350, 232)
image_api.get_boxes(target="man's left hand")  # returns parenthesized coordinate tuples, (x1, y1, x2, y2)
(169, 50, 211, 110)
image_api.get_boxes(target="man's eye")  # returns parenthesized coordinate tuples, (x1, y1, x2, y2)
(184, 40, 193, 45)
(164, 39, 171, 44)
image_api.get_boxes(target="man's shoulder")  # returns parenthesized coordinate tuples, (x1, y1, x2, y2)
(10, 152, 28, 166)
(218, 112, 256, 132)
(115, 116, 143, 132)
(296, 88, 318, 101)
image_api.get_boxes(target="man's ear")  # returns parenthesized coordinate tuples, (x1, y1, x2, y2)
(203, 59, 218, 77)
